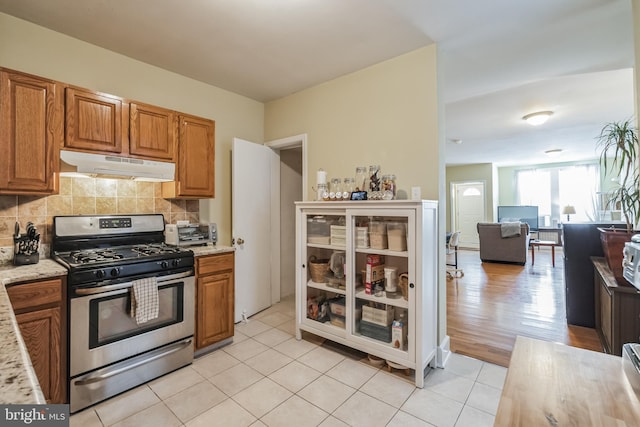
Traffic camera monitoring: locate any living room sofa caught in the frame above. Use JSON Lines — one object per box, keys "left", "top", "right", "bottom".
{"left": 477, "top": 222, "right": 530, "bottom": 265}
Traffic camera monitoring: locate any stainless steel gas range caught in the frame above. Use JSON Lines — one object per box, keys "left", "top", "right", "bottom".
{"left": 52, "top": 214, "right": 195, "bottom": 413}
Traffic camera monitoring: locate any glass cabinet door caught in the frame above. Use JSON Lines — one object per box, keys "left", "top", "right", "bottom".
{"left": 348, "top": 209, "right": 414, "bottom": 360}
{"left": 301, "top": 210, "right": 349, "bottom": 335}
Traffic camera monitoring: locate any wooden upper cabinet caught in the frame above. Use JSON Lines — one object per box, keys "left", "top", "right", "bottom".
{"left": 65, "top": 87, "right": 125, "bottom": 154}
{"left": 163, "top": 114, "right": 215, "bottom": 199}
{"left": 0, "top": 69, "right": 61, "bottom": 195}
{"left": 130, "top": 102, "right": 176, "bottom": 161}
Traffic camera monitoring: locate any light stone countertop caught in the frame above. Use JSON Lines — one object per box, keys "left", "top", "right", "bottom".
{"left": 189, "top": 244, "right": 235, "bottom": 257}
{"left": 0, "top": 259, "right": 68, "bottom": 404}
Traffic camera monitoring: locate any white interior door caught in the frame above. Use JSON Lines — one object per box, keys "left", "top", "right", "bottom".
{"left": 452, "top": 181, "right": 486, "bottom": 249}
{"left": 232, "top": 138, "right": 273, "bottom": 322}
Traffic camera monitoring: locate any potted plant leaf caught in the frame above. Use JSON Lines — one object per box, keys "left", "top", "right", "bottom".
{"left": 596, "top": 119, "right": 640, "bottom": 284}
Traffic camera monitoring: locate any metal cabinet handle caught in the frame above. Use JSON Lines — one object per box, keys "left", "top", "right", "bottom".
{"left": 236, "top": 238, "right": 245, "bottom": 245}
{"left": 73, "top": 338, "right": 193, "bottom": 385}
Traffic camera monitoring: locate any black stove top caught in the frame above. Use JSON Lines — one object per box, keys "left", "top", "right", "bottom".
{"left": 57, "top": 243, "right": 190, "bottom": 267}
{"left": 51, "top": 215, "right": 195, "bottom": 287}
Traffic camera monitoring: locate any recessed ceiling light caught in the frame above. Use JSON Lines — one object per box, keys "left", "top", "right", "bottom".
{"left": 544, "top": 149, "right": 563, "bottom": 156}
{"left": 523, "top": 110, "right": 553, "bottom": 126}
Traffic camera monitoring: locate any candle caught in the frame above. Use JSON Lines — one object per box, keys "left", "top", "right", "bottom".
{"left": 317, "top": 169, "right": 327, "bottom": 185}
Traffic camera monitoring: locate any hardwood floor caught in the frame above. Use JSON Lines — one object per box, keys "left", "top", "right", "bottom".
{"left": 447, "top": 247, "right": 603, "bottom": 367}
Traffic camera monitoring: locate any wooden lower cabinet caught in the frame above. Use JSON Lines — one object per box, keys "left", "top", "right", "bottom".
{"left": 593, "top": 257, "right": 640, "bottom": 355}
{"left": 6, "top": 277, "right": 67, "bottom": 404}
{"left": 195, "top": 252, "right": 234, "bottom": 350}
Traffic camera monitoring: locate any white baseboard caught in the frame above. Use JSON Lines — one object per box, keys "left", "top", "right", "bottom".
{"left": 436, "top": 335, "right": 451, "bottom": 368}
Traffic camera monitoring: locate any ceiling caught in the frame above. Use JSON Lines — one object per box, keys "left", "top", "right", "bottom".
{"left": 0, "top": 0, "right": 634, "bottom": 167}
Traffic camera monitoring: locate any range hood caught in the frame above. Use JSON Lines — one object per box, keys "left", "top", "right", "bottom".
{"left": 60, "top": 150, "right": 175, "bottom": 182}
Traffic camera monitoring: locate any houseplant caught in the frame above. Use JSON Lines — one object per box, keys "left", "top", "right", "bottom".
{"left": 596, "top": 119, "right": 640, "bottom": 284}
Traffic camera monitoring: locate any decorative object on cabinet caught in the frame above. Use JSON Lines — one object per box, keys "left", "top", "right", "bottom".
{"left": 295, "top": 200, "right": 438, "bottom": 388}
{"left": 6, "top": 277, "right": 67, "bottom": 403}
{"left": 596, "top": 120, "right": 640, "bottom": 284}
{"left": 0, "top": 68, "right": 61, "bottom": 195}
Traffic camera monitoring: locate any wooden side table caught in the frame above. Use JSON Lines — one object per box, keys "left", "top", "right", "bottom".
{"left": 530, "top": 240, "right": 559, "bottom": 267}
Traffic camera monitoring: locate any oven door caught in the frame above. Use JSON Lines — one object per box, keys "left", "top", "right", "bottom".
{"left": 69, "top": 270, "right": 195, "bottom": 377}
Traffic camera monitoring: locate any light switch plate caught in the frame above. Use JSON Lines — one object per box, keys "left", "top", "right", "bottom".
{"left": 411, "top": 187, "right": 421, "bottom": 200}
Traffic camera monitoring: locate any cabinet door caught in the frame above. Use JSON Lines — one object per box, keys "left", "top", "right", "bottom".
{"left": 163, "top": 114, "right": 215, "bottom": 198}
{"left": 196, "top": 271, "right": 234, "bottom": 349}
{"left": 0, "top": 70, "right": 61, "bottom": 194}
{"left": 299, "top": 211, "right": 348, "bottom": 337}
{"left": 65, "top": 87, "right": 124, "bottom": 154}
{"left": 130, "top": 102, "right": 176, "bottom": 161}
{"left": 349, "top": 209, "right": 413, "bottom": 361}
{"left": 599, "top": 281, "right": 613, "bottom": 353}
{"left": 15, "top": 307, "right": 63, "bottom": 403}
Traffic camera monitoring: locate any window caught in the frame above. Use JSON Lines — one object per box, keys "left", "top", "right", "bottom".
{"left": 516, "top": 164, "right": 599, "bottom": 225}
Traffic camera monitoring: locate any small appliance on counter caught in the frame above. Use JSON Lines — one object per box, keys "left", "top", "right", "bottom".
{"left": 13, "top": 221, "right": 40, "bottom": 266}
{"left": 623, "top": 234, "right": 640, "bottom": 290}
{"left": 622, "top": 343, "right": 640, "bottom": 395}
{"left": 165, "top": 221, "right": 217, "bottom": 247}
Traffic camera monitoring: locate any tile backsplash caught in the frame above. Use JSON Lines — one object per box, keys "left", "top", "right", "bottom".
{"left": 0, "top": 177, "right": 200, "bottom": 249}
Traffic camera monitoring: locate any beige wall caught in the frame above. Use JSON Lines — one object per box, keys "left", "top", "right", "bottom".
{"left": 0, "top": 12, "right": 264, "bottom": 245}
{"left": 264, "top": 45, "right": 448, "bottom": 351}
{"left": 264, "top": 46, "right": 440, "bottom": 202}
{"left": 445, "top": 164, "right": 495, "bottom": 229}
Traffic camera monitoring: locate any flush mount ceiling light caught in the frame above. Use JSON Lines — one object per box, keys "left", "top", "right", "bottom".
{"left": 523, "top": 110, "right": 553, "bottom": 126}
{"left": 544, "top": 148, "right": 563, "bottom": 157}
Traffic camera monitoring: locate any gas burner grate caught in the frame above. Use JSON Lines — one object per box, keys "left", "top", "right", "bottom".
{"left": 132, "top": 243, "right": 184, "bottom": 256}
{"left": 70, "top": 249, "right": 124, "bottom": 264}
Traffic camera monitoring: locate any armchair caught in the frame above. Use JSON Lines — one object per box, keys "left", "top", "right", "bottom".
{"left": 477, "top": 222, "right": 530, "bottom": 265}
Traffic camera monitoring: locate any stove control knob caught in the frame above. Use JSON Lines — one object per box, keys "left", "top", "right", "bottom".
{"left": 172, "top": 258, "right": 180, "bottom": 267}
{"left": 110, "top": 268, "right": 120, "bottom": 277}
{"left": 95, "top": 270, "right": 105, "bottom": 279}
{"left": 161, "top": 261, "right": 169, "bottom": 269}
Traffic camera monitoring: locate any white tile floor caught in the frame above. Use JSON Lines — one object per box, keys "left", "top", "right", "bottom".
{"left": 70, "top": 296, "right": 506, "bottom": 427}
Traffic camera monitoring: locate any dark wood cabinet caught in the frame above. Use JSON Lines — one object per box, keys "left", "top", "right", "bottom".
{"left": 163, "top": 114, "right": 215, "bottom": 199}
{"left": 65, "top": 87, "right": 125, "bottom": 154}
{"left": 195, "top": 252, "right": 234, "bottom": 350}
{"left": 129, "top": 102, "right": 176, "bottom": 161}
{"left": 593, "top": 257, "right": 640, "bottom": 355}
{"left": 0, "top": 69, "right": 61, "bottom": 195}
{"left": 7, "top": 277, "right": 67, "bottom": 404}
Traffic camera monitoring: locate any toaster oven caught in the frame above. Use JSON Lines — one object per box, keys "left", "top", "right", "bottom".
{"left": 622, "top": 236, "right": 640, "bottom": 291}
{"left": 165, "top": 223, "right": 217, "bottom": 247}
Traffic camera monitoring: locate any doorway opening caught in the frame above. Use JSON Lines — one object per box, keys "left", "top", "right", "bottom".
{"left": 265, "top": 135, "right": 307, "bottom": 304}
{"left": 450, "top": 181, "right": 486, "bottom": 249}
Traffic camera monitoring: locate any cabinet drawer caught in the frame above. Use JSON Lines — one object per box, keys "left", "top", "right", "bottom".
{"left": 7, "top": 279, "right": 62, "bottom": 311}
{"left": 197, "top": 253, "right": 234, "bottom": 275}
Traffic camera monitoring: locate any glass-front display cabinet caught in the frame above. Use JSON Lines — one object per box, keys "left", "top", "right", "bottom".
{"left": 295, "top": 200, "right": 437, "bottom": 387}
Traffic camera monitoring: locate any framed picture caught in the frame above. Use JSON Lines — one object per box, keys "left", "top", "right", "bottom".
{"left": 350, "top": 191, "right": 367, "bottom": 201}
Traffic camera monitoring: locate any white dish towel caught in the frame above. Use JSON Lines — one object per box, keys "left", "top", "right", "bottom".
{"left": 130, "top": 277, "right": 159, "bottom": 324}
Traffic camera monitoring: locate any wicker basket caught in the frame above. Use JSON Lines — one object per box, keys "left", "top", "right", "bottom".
{"left": 309, "top": 256, "right": 329, "bottom": 283}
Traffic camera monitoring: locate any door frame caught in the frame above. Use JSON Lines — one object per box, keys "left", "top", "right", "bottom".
{"left": 450, "top": 180, "right": 487, "bottom": 249}
{"left": 265, "top": 134, "right": 307, "bottom": 305}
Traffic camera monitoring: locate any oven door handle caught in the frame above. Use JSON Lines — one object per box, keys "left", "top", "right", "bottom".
{"left": 73, "top": 338, "right": 193, "bottom": 386}
{"left": 74, "top": 270, "right": 194, "bottom": 295}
